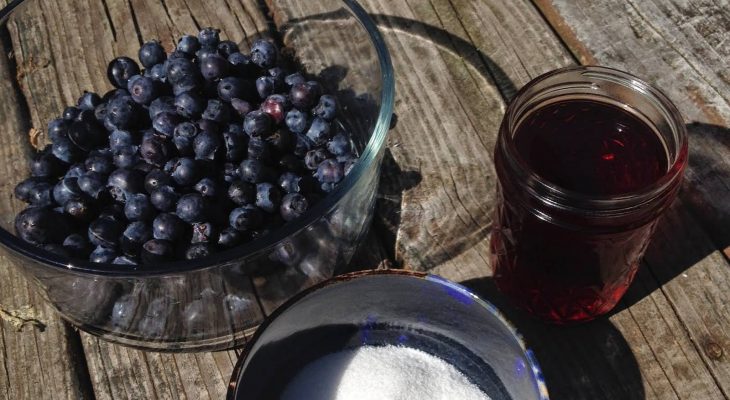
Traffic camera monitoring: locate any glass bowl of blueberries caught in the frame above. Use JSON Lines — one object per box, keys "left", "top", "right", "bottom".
{"left": 0, "top": 0, "right": 394, "bottom": 351}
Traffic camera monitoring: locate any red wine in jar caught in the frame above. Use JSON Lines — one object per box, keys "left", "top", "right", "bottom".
{"left": 491, "top": 99, "right": 670, "bottom": 322}
{"left": 514, "top": 99, "right": 668, "bottom": 195}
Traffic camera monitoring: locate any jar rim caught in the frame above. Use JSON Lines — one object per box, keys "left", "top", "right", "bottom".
{"left": 499, "top": 65, "right": 688, "bottom": 215}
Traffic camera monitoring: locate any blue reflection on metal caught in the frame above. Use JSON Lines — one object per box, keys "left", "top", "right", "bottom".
{"left": 515, "top": 357, "right": 527, "bottom": 378}
{"left": 426, "top": 274, "right": 475, "bottom": 305}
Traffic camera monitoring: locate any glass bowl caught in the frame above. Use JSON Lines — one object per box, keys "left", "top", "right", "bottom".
{"left": 0, "top": 0, "right": 394, "bottom": 351}
{"left": 227, "top": 270, "right": 549, "bottom": 400}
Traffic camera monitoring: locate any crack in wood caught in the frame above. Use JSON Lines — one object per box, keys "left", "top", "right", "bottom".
{"left": 100, "top": 0, "right": 117, "bottom": 41}
{"left": 126, "top": 0, "right": 143, "bottom": 46}
{"left": 0, "top": 304, "right": 44, "bottom": 332}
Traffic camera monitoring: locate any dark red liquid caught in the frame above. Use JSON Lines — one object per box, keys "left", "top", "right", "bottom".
{"left": 492, "top": 99, "right": 670, "bottom": 322}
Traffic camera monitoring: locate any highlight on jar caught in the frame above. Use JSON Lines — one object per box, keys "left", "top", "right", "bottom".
{"left": 490, "top": 66, "right": 687, "bottom": 323}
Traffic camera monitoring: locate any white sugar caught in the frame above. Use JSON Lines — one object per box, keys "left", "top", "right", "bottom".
{"left": 281, "top": 345, "right": 492, "bottom": 400}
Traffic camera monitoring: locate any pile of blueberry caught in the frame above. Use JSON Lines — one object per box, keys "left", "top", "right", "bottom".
{"left": 13, "top": 28, "right": 357, "bottom": 266}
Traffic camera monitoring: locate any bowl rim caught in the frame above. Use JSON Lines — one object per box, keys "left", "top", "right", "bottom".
{"left": 0, "top": 0, "right": 395, "bottom": 276}
{"left": 225, "top": 269, "right": 549, "bottom": 400}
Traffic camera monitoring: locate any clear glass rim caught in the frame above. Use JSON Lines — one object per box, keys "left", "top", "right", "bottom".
{"left": 226, "top": 269, "right": 549, "bottom": 400}
{"left": 0, "top": 0, "right": 395, "bottom": 276}
{"left": 500, "top": 65, "right": 688, "bottom": 214}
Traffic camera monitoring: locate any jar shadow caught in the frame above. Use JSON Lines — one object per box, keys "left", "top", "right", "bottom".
{"left": 461, "top": 277, "right": 646, "bottom": 400}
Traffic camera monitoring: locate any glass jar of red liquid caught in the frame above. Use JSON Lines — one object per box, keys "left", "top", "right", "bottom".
{"left": 491, "top": 66, "right": 688, "bottom": 323}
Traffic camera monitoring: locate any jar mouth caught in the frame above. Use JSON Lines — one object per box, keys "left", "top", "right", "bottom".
{"left": 500, "top": 66, "right": 688, "bottom": 215}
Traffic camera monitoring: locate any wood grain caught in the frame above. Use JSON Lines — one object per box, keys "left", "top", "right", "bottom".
{"left": 4, "top": 0, "right": 270, "bottom": 398}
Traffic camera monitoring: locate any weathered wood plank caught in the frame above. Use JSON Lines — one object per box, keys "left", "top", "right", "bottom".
{"left": 5, "top": 0, "right": 270, "bottom": 398}
{"left": 0, "top": 1, "right": 95, "bottom": 397}
{"left": 343, "top": 0, "right": 730, "bottom": 399}
{"left": 533, "top": 0, "right": 730, "bottom": 396}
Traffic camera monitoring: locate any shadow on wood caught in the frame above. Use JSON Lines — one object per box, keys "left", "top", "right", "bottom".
{"left": 461, "top": 277, "right": 646, "bottom": 400}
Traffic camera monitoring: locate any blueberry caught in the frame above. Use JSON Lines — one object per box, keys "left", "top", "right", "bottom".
{"left": 165, "top": 58, "right": 200, "bottom": 89}
{"left": 191, "top": 222, "right": 216, "bottom": 243}
{"left": 198, "top": 27, "right": 220, "bottom": 48}
{"left": 175, "top": 92, "right": 205, "bottom": 119}
{"left": 176, "top": 193, "right": 206, "bottom": 223}
{"left": 247, "top": 137, "right": 271, "bottom": 161}
{"left": 141, "top": 239, "right": 174, "bottom": 263}
{"left": 52, "top": 137, "right": 82, "bottom": 164}
{"left": 266, "top": 128, "right": 294, "bottom": 153}
{"left": 102, "top": 88, "right": 131, "bottom": 103}
{"left": 230, "top": 98, "right": 252, "bottom": 117}
{"left": 260, "top": 97, "right": 286, "bottom": 125}
{"left": 200, "top": 54, "right": 229, "bottom": 81}
{"left": 98, "top": 203, "right": 125, "bottom": 222}
{"left": 227, "top": 180, "right": 255, "bottom": 205}
{"left": 109, "top": 130, "right": 134, "bottom": 151}
{"left": 65, "top": 163, "right": 88, "bottom": 179}
{"left": 27, "top": 181, "right": 53, "bottom": 207}
{"left": 284, "top": 72, "right": 306, "bottom": 87}
{"left": 127, "top": 75, "right": 159, "bottom": 105}
{"left": 147, "top": 63, "right": 167, "bottom": 82}
{"left": 63, "top": 106, "right": 81, "bottom": 121}
{"left": 152, "top": 213, "right": 185, "bottom": 241}
{"left": 217, "top": 40, "right": 239, "bottom": 57}
{"left": 85, "top": 154, "right": 113, "bottom": 175}
{"left": 196, "top": 119, "right": 220, "bottom": 134}
{"left": 144, "top": 169, "right": 172, "bottom": 193}
{"left": 194, "top": 178, "right": 217, "bottom": 197}
{"left": 15, "top": 207, "right": 56, "bottom": 245}
{"left": 124, "top": 193, "right": 154, "bottom": 221}
{"left": 255, "top": 183, "right": 281, "bottom": 213}
{"left": 107, "top": 57, "right": 141, "bottom": 89}
{"left": 285, "top": 109, "right": 308, "bottom": 134}
{"left": 112, "top": 145, "right": 139, "bottom": 169}
{"left": 113, "top": 256, "right": 138, "bottom": 265}
{"left": 223, "top": 162, "right": 240, "bottom": 183}
{"left": 217, "top": 227, "right": 242, "bottom": 248}
{"left": 30, "top": 152, "right": 64, "bottom": 178}
{"left": 138, "top": 40, "right": 167, "bottom": 68}
{"left": 228, "top": 52, "right": 256, "bottom": 76}
{"left": 107, "top": 95, "right": 142, "bottom": 129}
{"left": 290, "top": 82, "right": 317, "bottom": 110}
{"left": 78, "top": 171, "right": 107, "bottom": 199}
{"left": 239, "top": 159, "right": 274, "bottom": 183}
{"left": 88, "top": 217, "right": 123, "bottom": 248}
{"left": 153, "top": 112, "right": 181, "bottom": 137}
{"left": 121, "top": 221, "right": 152, "bottom": 256}
{"left": 64, "top": 197, "right": 95, "bottom": 221}
{"left": 52, "top": 178, "right": 83, "bottom": 206}
{"left": 243, "top": 110, "right": 272, "bottom": 137}
{"left": 168, "top": 157, "right": 198, "bottom": 187}
{"left": 140, "top": 134, "right": 173, "bottom": 167}
{"left": 149, "top": 96, "right": 176, "bottom": 119}
{"left": 316, "top": 158, "right": 344, "bottom": 184}
{"left": 304, "top": 148, "right": 329, "bottom": 170}
{"left": 280, "top": 193, "right": 308, "bottom": 221}
{"left": 63, "top": 233, "right": 91, "bottom": 256}
{"left": 202, "top": 99, "right": 230, "bottom": 123}
{"left": 68, "top": 118, "right": 106, "bottom": 152}
{"left": 48, "top": 118, "right": 68, "bottom": 142}
{"left": 250, "top": 39, "right": 277, "bottom": 69}
{"left": 256, "top": 76, "right": 275, "bottom": 99}
{"left": 14, "top": 177, "right": 46, "bottom": 203}
{"left": 223, "top": 126, "right": 248, "bottom": 162}
{"left": 150, "top": 186, "right": 179, "bottom": 212}
{"left": 327, "top": 133, "right": 352, "bottom": 156}
{"left": 314, "top": 95, "right": 337, "bottom": 120}
{"left": 177, "top": 35, "right": 201, "bottom": 55}
{"left": 278, "top": 172, "right": 310, "bottom": 194}
{"left": 77, "top": 91, "right": 102, "bottom": 111}
{"left": 306, "top": 117, "right": 332, "bottom": 145}
{"left": 107, "top": 168, "right": 144, "bottom": 202}
{"left": 193, "top": 130, "right": 221, "bottom": 161}
{"left": 185, "top": 243, "right": 212, "bottom": 260}
{"left": 90, "top": 246, "right": 118, "bottom": 263}
{"left": 229, "top": 205, "right": 263, "bottom": 231}
{"left": 218, "top": 77, "right": 251, "bottom": 102}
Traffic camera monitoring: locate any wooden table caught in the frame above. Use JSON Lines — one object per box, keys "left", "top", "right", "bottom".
{"left": 0, "top": 0, "right": 728, "bottom": 399}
